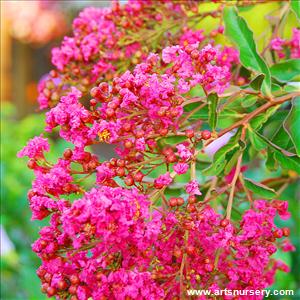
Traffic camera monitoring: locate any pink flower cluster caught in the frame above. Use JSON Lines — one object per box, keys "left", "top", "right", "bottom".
{"left": 17, "top": 134, "right": 49, "bottom": 159}
{"left": 37, "top": 0, "right": 203, "bottom": 110}
{"left": 33, "top": 186, "right": 162, "bottom": 299}
{"left": 152, "top": 200, "right": 293, "bottom": 299}
{"left": 28, "top": 174, "right": 293, "bottom": 300}
{"left": 270, "top": 28, "right": 300, "bottom": 59}
{"left": 17, "top": 1, "right": 296, "bottom": 299}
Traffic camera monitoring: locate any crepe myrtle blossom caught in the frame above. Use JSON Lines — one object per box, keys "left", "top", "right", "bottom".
{"left": 17, "top": 134, "right": 50, "bottom": 159}
{"left": 18, "top": 1, "right": 297, "bottom": 299}
{"left": 185, "top": 180, "right": 202, "bottom": 195}
{"left": 271, "top": 28, "right": 300, "bottom": 59}
{"left": 37, "top": 0, "right": 207, "bottom": 110}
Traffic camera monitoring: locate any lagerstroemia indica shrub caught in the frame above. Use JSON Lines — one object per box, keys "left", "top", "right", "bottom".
{"left": 18, "top": 1, "right": 300, "bottom": 299}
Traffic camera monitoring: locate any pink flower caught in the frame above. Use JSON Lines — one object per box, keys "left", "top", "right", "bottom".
{"left": 162, "top": 45, "right": 180, "bottom": 63}
{"left": 96, "top": 163, "right": 115, "bottom": 183}
{"left": 17, "top": 134, "right": 49, "bottom": 159}
{"left": 271, "top": 200, "right": 291, "bottom": 220}
{"left": 33, "top": 159, "right": 75, "bottom": 196}
{"left": 185, "top": 180, "right": 201, "bottom": 195}
{"left": 176, "top": 144, "right": 192, "bottom": 160}
{"left": 270, "top": 37, "right": 285, "bottom": 51}
{"left": 282, "top": 240, "right": 296, "bottom": 252}
{"left": 154, "top": 172, "right": 173, "bottom": 188}
{"left": 173, "top": 163, "right": 189, "bottom": 175}
{"left": 179, "top": 29, "right": 205, "bottom": 46}
{"left": 290, "top": 28, "right": 300, "bottom": 58}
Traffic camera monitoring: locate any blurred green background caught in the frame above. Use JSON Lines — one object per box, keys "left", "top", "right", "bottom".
{"left": 0, "top": 1, "right": 299, "bottom": 299}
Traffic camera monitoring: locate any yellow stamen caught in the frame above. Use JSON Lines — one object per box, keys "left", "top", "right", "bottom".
{"left": 98, "top": 129, "right": 111, "bottom": 142}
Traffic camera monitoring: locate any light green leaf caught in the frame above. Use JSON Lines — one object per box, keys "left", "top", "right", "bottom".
{"left": 202, "top": 159, "right": 226, "bottom": 176}
{"left": 291, "top": 0, "right": 300, "bottom": 19}
{"left": 248, "top": 129, "right": 266, "bottom": 151}
{"left": 241, "top": 95, "right": 258, "bottom": 108}
{"left": 283, "top": 82, "right": 300, "bottom": 92}
{"left": 270, "top": 59, "right": 300, "bottom": 82}
{"left": 224, "top": 7, "right": 271, "bottom": 95}
{"left": 208, "top": 93, "right": 219, "bottom": 131}
{"left": 250, "top": 105, "right": 279, "bottom": 130}
{"left": 284, "top": 97, "right": 300, "bottom": 156}
{"left": 244, "top": 178, "right": 277, "bottom": 199}
{"left": 274, "top": 151, "right": 300, "bottom": 174}
{"left": 271, "top": 126, "right": 293, "bottom": 150}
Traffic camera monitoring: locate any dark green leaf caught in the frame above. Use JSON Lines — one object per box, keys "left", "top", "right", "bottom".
{"left": 266, "top": 149, "right": 278, "bottom": 171}
{"left": 244, "top": 178, "right": 277, "bottom": 199}
{"left": 253, "top": 130, "right": 300, "bottom": 174}
{"left": 208, "top": 93, "right": 219, "bottom": 131}
{"left": 224, "top": 7, "right": 271, "bottom": 95}
{"left": 284, "top": 97, "right": 300, "bottom": 156}
{"left": 271, "top": 126, "right": 293, "bottom": 150}
{"left": 291, "top": 0, "right": 300, "bottom": 19}
{"left": 250, "top": 74, "right": 265, "bottom": 90}
{"left": 270, "top": 59, "right": 300, "bottom": 82}
{"left": 224, "top": 149, "right": 242, "bottom": 174}
{"left": 187, "top": 105, "right": 208, "bottom": 120}
{"left": 254, "top": 130, "right": 297, "bottom": 157}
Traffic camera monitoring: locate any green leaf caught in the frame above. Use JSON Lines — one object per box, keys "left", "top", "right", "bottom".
{"left": 224, "top": 7, "right": 271, "bottom": 96}
{"left": 270, "top": 59, "right": 300, "bottom": 82}
{"left": 253, "top": 130, "right": 300, "bottom": 174}
{"left": 284, "top": 97, "right": 300, "bottom": 156}
{"left": 244, "top": 178, "right": 277, "bottom": 199}
{"left": 241, "top": 95, "right": 258, "bottom": 108}
{"left": 224, "top": 149, "right": 242, "bottom": 174}
{"left": 202, "top": 129, "right": 242, "bottom": 176}
{"left": 214, "top": 129, "right": 242, "bottom": 162}
{"left": 271, "top": 126, "right": 293, "bottom": 150}
{"left": 254, "top": 130, "right": 297, "bottom": 157}
{"left": 238, "top": 5, "right": 254, "bottom": 12}
{"left": 202, "top": 159, "right": 226, "bottom": 176}
{"left": 266, "top": 149, "right": 278, "bottom": 171}
{"left": 291, "top": 0, "right": 300, "bottom": 19}
{"left": 250, "top": 74, "right": 265, "bottom": 90}
{"left": 248, "top": 129, "right": 266, "bottom": 151}
{"left": 283, "top": 82, "right": 300, "bottom": 92}
{"left": 250, "top": 105, "right": 279, "bottom": 130}
{"left": 208, "top": 93, "right": 219, "bottom": 131}
{"left": 274, "top": 151, "right": 300, "bottom": 174}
